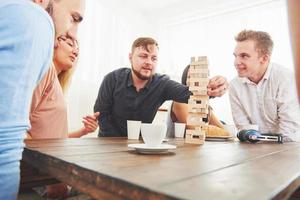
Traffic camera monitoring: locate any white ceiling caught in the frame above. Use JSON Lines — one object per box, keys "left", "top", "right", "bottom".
{"left": 117, "top": 0, "right": 279, "bottom": 25}
{"left": 96, "top": 0, "right": 279, "bottom": 26}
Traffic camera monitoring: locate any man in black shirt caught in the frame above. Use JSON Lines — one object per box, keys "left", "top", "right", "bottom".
{"left": 94, "top": 37, "right": 228, "bottom": 137}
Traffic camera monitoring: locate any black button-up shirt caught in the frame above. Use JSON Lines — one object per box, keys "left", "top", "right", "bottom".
{"left": 94, "top": 68, "right": 191, "bottom": 137}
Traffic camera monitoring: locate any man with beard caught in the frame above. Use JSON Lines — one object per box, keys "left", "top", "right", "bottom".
{"left": 94, "top": 37, "right": 228, "bottom": 137}
{"left": 0, "top": 0, "right": 54, "bottom": 199}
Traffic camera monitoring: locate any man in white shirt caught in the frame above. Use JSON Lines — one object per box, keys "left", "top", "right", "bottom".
{"left": 229, "top": 30, "right": 300, "bottom": 142}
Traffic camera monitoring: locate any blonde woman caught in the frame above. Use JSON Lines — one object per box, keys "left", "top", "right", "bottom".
{"left": 28, "top": 34, "right": 99, "bottom": 140}
{"left": 26, "top": 35, "right": 99, "bottom": 198}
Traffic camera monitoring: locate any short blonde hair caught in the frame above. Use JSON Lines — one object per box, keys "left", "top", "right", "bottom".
{"left": 235, "top": 30, "right": 273, "bottom": 56}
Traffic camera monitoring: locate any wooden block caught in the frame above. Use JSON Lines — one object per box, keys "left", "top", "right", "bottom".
{"left": 193, "top": 64, "right": 209, "bottom": 69}
{"left": 188, "top": 112, "right": 208, "bottom": 119}
{"left": 186, "top": 123, "right": 208, "bottom": 130}
{"left": 185, "top": 132, "right": 205, "bottom": 144}
{"left": 186, "top": 129, "right": 205, "bottom": 136}
{"left": 188, "top": 107, "right": 209, "bottom": 114}
{"left": 197, "top": 56, "right": 208, "bottom": 61}
{"left": 189, "top": 77, "right": 209, "bottom": 82}
{"left": 187, "top": 78, "right": 209, "bottom": 85}
{"left": 188, "top": 69, "right": 209, "bottom": 74}
{"left": 188, "top": 99, "right": 208, "bottom": 107}
{"left": 192, "top": 90, "right": 208, "bottom": 95}
{"left": 189, "top": 86, "right": 207, "bottom": 92}
{"left": 190, "top": 95, "right": 209, "bottom": 101}
{"left": 190, "top": 64, "right": 208, "bottom": 69}
{"left": 187, "top": 114, "right": 208, "bottom": 125}
{"left": 190, "top": 56, "right": 208, "bottom": 66}
{"left": 190, "top": 56, "right": 209, "bottom": 68}
{"left": 191, "top": 90, "right": 207, "bottom": 95}
{"left": 188, "top": 104, "right": 207, "bottom": 110}
{"left": 189, "top": 73, "right": 209, "bottom": 79}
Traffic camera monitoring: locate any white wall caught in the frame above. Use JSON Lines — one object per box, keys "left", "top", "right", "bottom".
{"left": 67, "top": 0, "right": 293, "bottom": 133}
{"left": 156, "top": 0, "right": 292, "bottom": 124}
{"left": 67, "top": 0, "right": 155, "bottom": 132}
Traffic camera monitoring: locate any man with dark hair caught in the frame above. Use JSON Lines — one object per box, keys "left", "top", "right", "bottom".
{"left": 229, "top": 30, "right": 300, "bottom": 141}
{"left": 94, "top": 37, "right": 228, "bottom": 137}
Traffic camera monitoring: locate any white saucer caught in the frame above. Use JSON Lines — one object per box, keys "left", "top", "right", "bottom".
{"left": 128, "top": 143, "right": 176, "bottom": 154}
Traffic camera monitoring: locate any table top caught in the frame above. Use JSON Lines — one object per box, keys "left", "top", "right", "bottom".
{"left": 23, "top": 138, "right": 300, "bottom": 200}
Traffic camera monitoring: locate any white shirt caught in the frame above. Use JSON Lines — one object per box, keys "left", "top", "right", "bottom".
{"left": 229, "top": 63, "right": 300, "bottom": 141}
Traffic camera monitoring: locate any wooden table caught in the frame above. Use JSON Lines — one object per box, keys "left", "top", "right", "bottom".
{"left": 22, "top": 138, "right": 300, "bottom": 200}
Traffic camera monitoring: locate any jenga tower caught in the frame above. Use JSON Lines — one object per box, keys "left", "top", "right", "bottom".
{"left": 185, "top": 56, "right": 209, "bottom": 144}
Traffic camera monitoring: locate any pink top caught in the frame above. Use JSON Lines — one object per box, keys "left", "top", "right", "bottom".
{"left": 28, "top": 64, "right": 68, "bottom": 139}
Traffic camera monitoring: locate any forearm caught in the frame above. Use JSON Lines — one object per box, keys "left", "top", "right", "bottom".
{"left": 68, "top": 128, "right": 87, "bottom": 138}
{"left": 209, "top": 112, "right": 224, "bottom": 129}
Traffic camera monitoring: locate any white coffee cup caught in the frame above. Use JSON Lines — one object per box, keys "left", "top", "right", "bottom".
{"left": 141, "top": 123, "right": 167, "bottom": 147}
{"left": 174, "top": 122, "right": 186, "bottom": 138}
{"left": 223, "top": 124, "right": 236, "bottom": 137}
{"left": 127, "top": 120, "right": 141, "bottom": 140}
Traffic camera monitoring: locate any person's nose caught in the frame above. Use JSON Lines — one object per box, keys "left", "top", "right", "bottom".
{"left": 145, "top": 56, "right": 153, "bottom": 65}
{"left": 234, "top": 57, "right": 241, "bottom": 67}
{"left": 72, "top": 47, "right": 79, "bottom": 58}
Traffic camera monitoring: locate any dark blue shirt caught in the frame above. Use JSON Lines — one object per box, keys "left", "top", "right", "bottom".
{"left": 94, "top": 68, "right": 191, "bottom": 137}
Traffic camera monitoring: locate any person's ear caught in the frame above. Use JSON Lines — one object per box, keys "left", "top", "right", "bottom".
{"left": 32, "top": 0, "right": 50, "bottom": 9}
{"left": 129, "top": 53, "right": 133, "bottom": 62}
{"left": 261, "top": 54, "right": 270, "bottom": 64}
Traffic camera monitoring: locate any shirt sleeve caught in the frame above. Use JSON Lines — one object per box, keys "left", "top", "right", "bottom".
{"left": 94, "top": 73, "right": 120, "bottom": 136}
{"left": 229, "top": 82, "right": 251, "bottom": 131}
{"left": 276, "top": 73, "right": 300, "bottom": 141}
{"left": 162, "top": 78, "right": 191, "bottom": 103}
{"left": 0, "top": 2, "right": 54, "bottom": 129}
{"left": 0, "top": 1, "right": 54, "bottom": 162}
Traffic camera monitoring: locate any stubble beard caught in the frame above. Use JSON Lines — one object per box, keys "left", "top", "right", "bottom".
{"left": 132, "top": 67, "right": 152, "bottom": 81}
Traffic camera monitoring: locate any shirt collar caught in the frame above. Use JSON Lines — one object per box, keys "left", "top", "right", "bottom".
{"left": 126, "top": 71, "right": 134, "bottom": 87}
{"left": 126, "top": 69, "right": 154, "bottom": 90}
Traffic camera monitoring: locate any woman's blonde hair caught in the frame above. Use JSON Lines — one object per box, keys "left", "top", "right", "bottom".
{"left": 58, "top": 65, "right": 76, "bottom": 94}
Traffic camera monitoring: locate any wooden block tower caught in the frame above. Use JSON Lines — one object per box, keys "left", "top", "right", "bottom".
{"left": 185, "top": 56, "right": 209, "bottom": 144}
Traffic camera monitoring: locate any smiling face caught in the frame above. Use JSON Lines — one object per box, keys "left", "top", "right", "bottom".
{"left": 53, "top": 35, "right": 79, "bottom": 72}
{"left": 233, "top": 40, "right": 269, "bottom": 82}
{"left": 129, "top": 45, "right": 158, "bottom": 80}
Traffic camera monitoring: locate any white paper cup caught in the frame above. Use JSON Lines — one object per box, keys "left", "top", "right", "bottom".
{"left": 127, "top": 120, "right": 141, "bottom": 139}
{"left": 174, "top": 123, "right": 186, "bottom": 138}
{"left": 141, "top": 123, "right": 167, "bottom": 147}
{"left": 223, "top": 124, "right": 236, "bottom": 137}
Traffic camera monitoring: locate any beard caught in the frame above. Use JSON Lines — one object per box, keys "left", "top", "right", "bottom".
{"left": 132, "top": 67, "right": 152, "bottom": 80}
